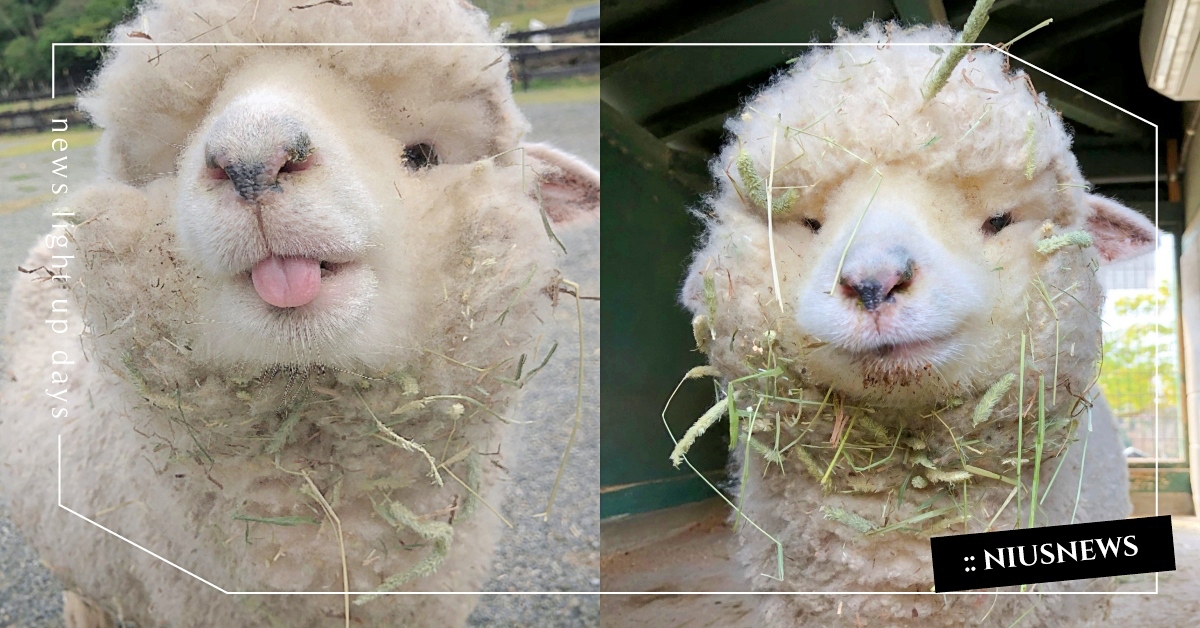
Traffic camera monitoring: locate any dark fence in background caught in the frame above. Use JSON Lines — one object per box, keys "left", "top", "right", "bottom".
{"left": 506, "top": 18, "right": 600, "bottom": 90}
{"left": 0, "top": 19, "right": 604, "bottom": 134}
{"left": 0, "top": 91, "right": 85, "bottom": 135}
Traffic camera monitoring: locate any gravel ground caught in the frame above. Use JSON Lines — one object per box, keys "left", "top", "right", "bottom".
{"left": 0, "top": 127, "right": 97, "bottom": 628}
{"left": 0, "top": 97, "right": 599, "bottom": 627}
{"left": 468, "top": 99, "right": 601, "bottom": 627}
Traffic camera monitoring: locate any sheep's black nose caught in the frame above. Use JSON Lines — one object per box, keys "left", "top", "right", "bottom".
{"left": 219, "top": 160, "right": 275, "bottom": 202}
{"left": 848, "top": 278, "right": 887, "bottom": 311}
{"left": 840, "top": 258, "right": 916, "bottom": 312}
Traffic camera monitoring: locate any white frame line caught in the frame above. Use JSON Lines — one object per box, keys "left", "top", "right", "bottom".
{"left": 47, "top": 38, "right": 1165, "bottom": 597}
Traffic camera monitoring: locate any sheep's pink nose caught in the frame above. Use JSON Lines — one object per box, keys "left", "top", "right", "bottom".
{"left": 203, "top": 105, "right": 313, "bottom": 202}
{"left": 840, "top": 259, "right": 916, "bottom": 312}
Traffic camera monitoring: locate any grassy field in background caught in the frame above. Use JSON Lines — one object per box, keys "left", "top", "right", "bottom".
{"left": 0, "top": 77, "right": 593, "bottom": 154}
{"left": 482, "top": 0, "right": 594, "bottom": 29}
{"left": 0, "top": 96, "right": 74, "bottom": 115}
{"left": 513, "top": 75, "right": 598, "bottom": 105}
{"left": 0, "top": 73, "right": 593, "bottom": 161}
{"left": 0, "top": 127, "right": 99, "bottom": 159}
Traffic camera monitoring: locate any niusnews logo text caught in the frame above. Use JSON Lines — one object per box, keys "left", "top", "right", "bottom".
{"left": 983, "top": 536, "right": 1138, "bottom": 569}
{"left": 930, "top": 516, "right": 1174, "bottom": 591}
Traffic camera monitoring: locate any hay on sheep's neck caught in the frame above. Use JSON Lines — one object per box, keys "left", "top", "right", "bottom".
{"left": 670, "top": 330, "right": 1086, "bottom": 538}
{"left": 671, "top": 223, "right": 1101, "bottom": 541}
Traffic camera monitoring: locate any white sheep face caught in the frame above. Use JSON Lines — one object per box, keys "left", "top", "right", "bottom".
{"left": 684, "top": 29, "right": 1158, "bottom": 410}
{"left": 794, "top": 163, "right": 999, "bottom": 398}
{"left": 174, "top": 55, "right": 508, "bottom": 368}
{"left": 786, "top": 160, "right": 1101, "bottom": 403}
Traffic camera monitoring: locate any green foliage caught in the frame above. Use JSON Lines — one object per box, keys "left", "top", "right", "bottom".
{"left": 471, "top": 0, "right": 591, "bottom": 29}
{"left": 1098, "top": 281, "right": 1179, "bottom": 415}
{"left": 0, "top": 0, "right": 134, "bottom": 92}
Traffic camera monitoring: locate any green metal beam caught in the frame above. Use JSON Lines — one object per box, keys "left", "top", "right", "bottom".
{"left": 892, "top": 0, "right": 948, "bottom": 25}
{"left": 600, "top": 103, "right": 725, "bottom": 517}
{"left": 1029, "top": 72, "right": 1150, "bottom": 139}
{"left": 599, "top": 99, "right": 711, "bottom": 192}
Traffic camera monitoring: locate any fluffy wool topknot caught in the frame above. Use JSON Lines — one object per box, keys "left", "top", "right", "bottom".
{"left": 82, "top": 0, "right": 526, "bottom": 183}
{"left": 719, "top": 22, "right": 1084, "bottom": 207}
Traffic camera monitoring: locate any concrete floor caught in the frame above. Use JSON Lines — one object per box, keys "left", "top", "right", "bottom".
{"left": 600, "top": 499, "right": 1200, "bottom": 627}
{"left": 0, "top": 96, "right": 599, "bottom": 627}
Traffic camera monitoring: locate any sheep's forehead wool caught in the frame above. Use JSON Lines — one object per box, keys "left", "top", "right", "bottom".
{"left": 690, "top": 22, "right": 1107, "bottom": 406}
{"left": 82, "top": 0, "right": 527, "bottom": 183}
{"left": 721, "top": 23, "right": 1083, "bottom": 210}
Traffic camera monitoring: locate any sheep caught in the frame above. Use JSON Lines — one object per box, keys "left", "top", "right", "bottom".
{"left": 677, "top": 22, "right": 1157, "bottom": 626}
{"left": 0, "top": 1, "right": 599, "bottom": 626}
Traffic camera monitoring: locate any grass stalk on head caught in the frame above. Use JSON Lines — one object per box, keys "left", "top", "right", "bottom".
{"left": 963, "top": 465, "right": 1018, "bottom": 487}
{"left": 867, "top": 505, "right": 957, "bottom": 536}
{"left": 494, "top": 266, "right": 537, "bottom": 325}
{"left": 777, "top": 387, "right": 836, "bottom": 455}
{"left": 956, "top": 104, "right": 994, "bottom": 144}
{"left": 728, "top": 382, "right": 741, "bottom": 451}
{"left": 362, "top": 389, "right": 442, "bottom": 487}
{"left": 1000, "top": 19, "right": 1054, "bottom": 52}
{"left": 922, "top": 0, "right": 996, "bottom": 100}
{"left": 232, "top": 514, "right": 319, "bottom": 526}
{"left": 843, "top": 430, "right": 902, "bottom": 472}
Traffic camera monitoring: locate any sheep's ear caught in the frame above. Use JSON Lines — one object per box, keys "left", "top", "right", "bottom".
{"left": 1082, "top": 194, "right": 1157, "bottom": 264}
{"left": 524, "top": 143, "right": 599, "bottom": 225}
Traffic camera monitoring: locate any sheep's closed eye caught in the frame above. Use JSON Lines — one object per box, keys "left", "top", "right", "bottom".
{"left": 403, "top": 143, "right": 439, "bottom": 169}
{"left": 983, "top": 212, "right": 1013, "bottom": 235}
{"left": 802, "top": 218, "right": 822, "bottom": 233}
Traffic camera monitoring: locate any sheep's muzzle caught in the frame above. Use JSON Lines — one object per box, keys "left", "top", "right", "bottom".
{"left": 839, "top": 257, "right": 916, "bottom": 312}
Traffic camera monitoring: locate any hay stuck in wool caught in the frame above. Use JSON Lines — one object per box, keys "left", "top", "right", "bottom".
{"left": 0, "top": 1, "right": 599, "bottom": 627}
{"left": 671, "top": 18, "right": 1157, "bottom": 627}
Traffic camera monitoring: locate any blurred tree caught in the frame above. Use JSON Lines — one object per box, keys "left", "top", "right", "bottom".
{"left": 0, "top": 0, "right": 133, "bottom": 93}
{"left": 1098, "top": 281, "right": 1178, "bottom": 415}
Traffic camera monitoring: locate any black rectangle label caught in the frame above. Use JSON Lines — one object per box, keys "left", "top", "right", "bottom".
{"left": 930, "top": 516, "right": 1175, "bottom": 592}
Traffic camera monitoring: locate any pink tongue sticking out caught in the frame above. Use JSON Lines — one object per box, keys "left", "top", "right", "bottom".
{"left": 251, "top": 256, "right": 322, "bottom": 308}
